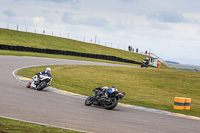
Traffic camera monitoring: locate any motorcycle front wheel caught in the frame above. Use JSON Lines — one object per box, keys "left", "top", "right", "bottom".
{"left": 85, "top": 96, "right": 93, "bottom": 106}
{"left": 105, "top": 98, "right": 118, "bottom": 110}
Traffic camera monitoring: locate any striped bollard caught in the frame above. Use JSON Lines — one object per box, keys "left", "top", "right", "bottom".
{"left": 184, "top": 98, "right": 191, "bottom": 110}
{"left": 174, "top": 97, "right": 185, "bottom": 109}
{"left": 174, "top": 97, "right": 191, "bottom": 110}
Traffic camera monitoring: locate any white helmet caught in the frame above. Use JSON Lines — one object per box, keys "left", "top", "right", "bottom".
{"left": 46, "top": 67, "right": 51, "bottom": 72}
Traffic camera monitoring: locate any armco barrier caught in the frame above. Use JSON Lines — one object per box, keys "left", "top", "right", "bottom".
{"left": 0, "top": 44, "right": 142, "bottom": 65}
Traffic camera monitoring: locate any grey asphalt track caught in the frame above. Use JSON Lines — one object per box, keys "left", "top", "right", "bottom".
{"left": 0, "top": 55, "right": 199, "bottom": 133}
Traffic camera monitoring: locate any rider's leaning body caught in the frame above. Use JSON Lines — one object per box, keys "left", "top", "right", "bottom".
{"left": 37, "top": 67, "right": 52, "bottom": 77}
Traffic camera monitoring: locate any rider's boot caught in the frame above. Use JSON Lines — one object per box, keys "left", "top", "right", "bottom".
{"left": 102, "top": 91, "right": 108, "bottom": 98}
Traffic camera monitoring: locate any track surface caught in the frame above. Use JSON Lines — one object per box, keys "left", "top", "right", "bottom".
{"left": 0, "top": 55, "right": 199, "bottom": 133}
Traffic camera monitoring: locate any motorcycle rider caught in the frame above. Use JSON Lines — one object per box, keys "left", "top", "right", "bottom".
{"left": 101, "top": 86, "right": 117, "bottom": 98}
{"left": 36, "top": 67, "right": 52, "bottom": 81}
{"left": 141, "top": 57, "right": 149, "bottom": 67}
{"left": 27, "top": 67, "right": 52, "bottom": 88}
{"left": 144, "top": 57, "right": 149, "bottom": 65}
{"left": 101, "top": 86, "right": 109, "bottom": 98}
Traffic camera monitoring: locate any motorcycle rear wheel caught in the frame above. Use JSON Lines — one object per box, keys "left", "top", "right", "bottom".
{"left": 85, "top": 96, "right": 93, "bottom": 106}
{"left": 105, "top": 98, "right": 118, "bottom": 110}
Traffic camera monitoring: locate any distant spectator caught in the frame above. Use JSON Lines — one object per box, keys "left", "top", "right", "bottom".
{"left": 158, "top": 61, "right": 161, "bottom": 68}
{"left": 136, "top": 48, "right": 138, "bottom": 53}
{"left": 128, "top": 45, "right": 131, "bottom": 51}
{"left": 145, "top": 51, "right": 147, "bottom": 55}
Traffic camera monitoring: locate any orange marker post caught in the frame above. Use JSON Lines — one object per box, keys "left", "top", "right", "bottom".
{"left": 158, "top": 61, "right": 161, "bottom": 68}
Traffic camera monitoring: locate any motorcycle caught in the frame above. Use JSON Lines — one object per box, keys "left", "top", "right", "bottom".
{"left": 141, "top": 60, "right": 149, "bottom": 68}
{"left": 85, "top": 87, "right": 125, "bottom": 110}
{"left": 26, "top": 74, "right": 52, "bottom": 90}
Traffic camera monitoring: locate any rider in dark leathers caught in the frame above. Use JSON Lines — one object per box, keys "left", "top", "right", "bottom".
{"left": 144, "top": 57, "right": 149, "bottom": 65}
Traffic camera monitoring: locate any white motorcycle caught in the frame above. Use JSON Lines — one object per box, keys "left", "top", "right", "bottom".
{"left": 26, "top": 74, "right": 52, "bottom": 90}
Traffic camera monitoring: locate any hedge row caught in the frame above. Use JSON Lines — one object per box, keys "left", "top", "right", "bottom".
{"left": 0, "top": 44, "right": 141, "bottom": 65}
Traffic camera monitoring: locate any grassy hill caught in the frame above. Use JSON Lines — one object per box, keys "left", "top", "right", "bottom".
{"left": 0, "top": 28, "right": 158, "bottom": 66}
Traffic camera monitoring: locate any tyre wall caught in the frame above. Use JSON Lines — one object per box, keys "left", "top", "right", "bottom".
{"left": 0, "top": 44, "right": 141, "bottom": 65}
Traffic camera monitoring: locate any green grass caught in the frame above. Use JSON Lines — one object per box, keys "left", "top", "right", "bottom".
{"left": 17, "top": 65, "right": 200, "bottom": 117}
{"left": 0, "top": 117, "right": 80, "bottom": 133}
{"left": 0, "top": 28, "right": 153, "bottom": 64}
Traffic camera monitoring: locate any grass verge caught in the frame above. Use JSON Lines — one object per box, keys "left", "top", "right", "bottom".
{"left": 0, "top": 117, "right": 80, "bottom": 133}
{"left": 17, "top": 65, "right": 200, "bottom": 117}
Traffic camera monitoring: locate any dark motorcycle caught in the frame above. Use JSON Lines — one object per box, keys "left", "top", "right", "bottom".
{"left": 85, "top": 87, "right": 125, "bottom": 110}
{"left": 141, "top": 60, "right": 149, "bottom": 68}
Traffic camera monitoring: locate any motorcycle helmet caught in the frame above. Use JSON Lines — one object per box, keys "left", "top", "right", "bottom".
{"left": 107, "top": 87, "right": 115, "bottom": 94}
{"left": 46, "top": 67, "right": 51, "bottom": 72}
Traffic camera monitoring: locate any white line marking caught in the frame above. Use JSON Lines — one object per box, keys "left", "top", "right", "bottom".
{"left": 0, "top": 115, "right": 89, "bottom": 133}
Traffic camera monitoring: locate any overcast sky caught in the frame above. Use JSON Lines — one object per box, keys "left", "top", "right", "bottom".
{"left": 1, "top": 0, "right": 200, "bottom": 66}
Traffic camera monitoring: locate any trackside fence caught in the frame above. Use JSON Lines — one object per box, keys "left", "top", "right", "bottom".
{"left": 0, "top": 44, "right": 141, "bottom": 65}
